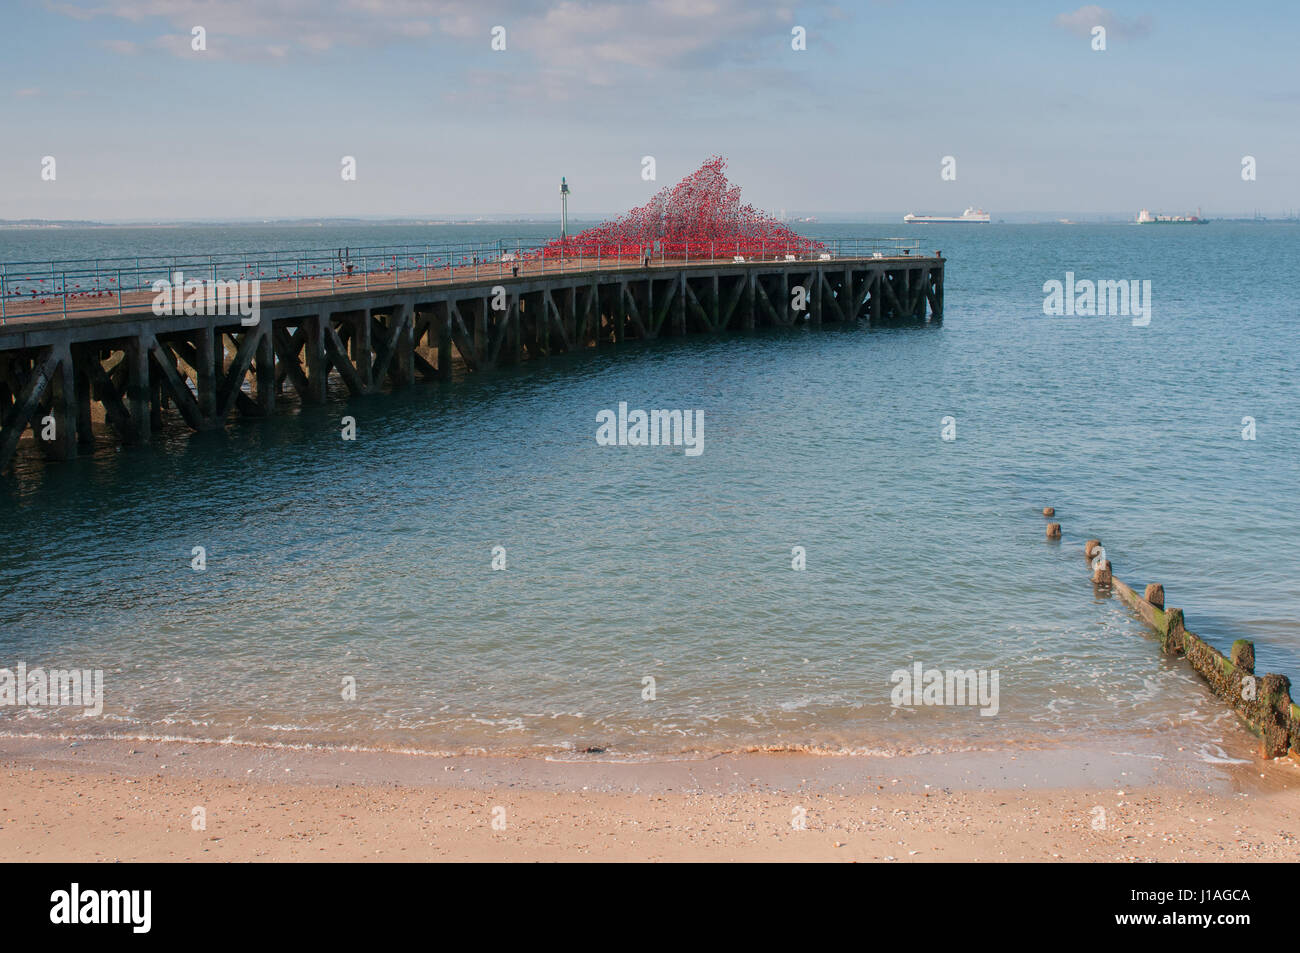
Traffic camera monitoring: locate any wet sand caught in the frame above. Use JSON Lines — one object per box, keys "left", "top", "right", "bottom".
{"left": 2, "top": 732, "right": 1296, "bottom": 862}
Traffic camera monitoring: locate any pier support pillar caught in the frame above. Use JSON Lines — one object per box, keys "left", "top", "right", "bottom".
{"left": 255, "top": 326, "right": 275, "bottom": 414}
{"left": 810, "top": 269, "right": 822, "bottom": 327}
{"left": 0, "top": 349, "right": 57, "bottom": 473}
{"left": 389, "top": 303, "right": 414, "bottom": 388}
{"left": 356, "top": 311, "right": 374, "bottom": 392}
{"left": 508, "top": 296, "right": 522, "bottom": 364}
{"left": 195, "top": 326, "right": 219, "bottom": 426}
{"left": 149, "top": 362, "right": 163, "bottom": 432}
{"left": 126, "top": 335, "right": 151, "bottom": 444}
{"left": 538, "top": 292, "right": 551, "bottom": 357}
{"left": 75, "top": 351, "right": 94, "bottom": 448}
{"left": 44, "top": 344, "right": 77, "bottom": 461}
{"left": 304, "top": 313, "right": 328, "bottom": 403}
{"left": 675, "top": 274, "right": 687, "bottom": 336}
{"left": 565, "top": 286, "right": 577, "bottom": 347}
{"left": 561, "top": 288, "right": 577, "bottom": 351}
{"left": 437, "top": 311, "right": 453, "bottom": 381}
{"left": 474, "top": 299, "right": 488, "bottom": 367}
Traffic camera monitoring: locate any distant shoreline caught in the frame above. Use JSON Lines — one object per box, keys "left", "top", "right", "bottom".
{"left": 0, "top": 220, "right": 577, "bottom": 230}
{"left": 4, "top": 218, "right": 1298, "bottom": 230}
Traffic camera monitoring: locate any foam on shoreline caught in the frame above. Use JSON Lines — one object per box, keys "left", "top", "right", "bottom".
{"left": 0, "top": 721, "right": 1282, "bottom": 798}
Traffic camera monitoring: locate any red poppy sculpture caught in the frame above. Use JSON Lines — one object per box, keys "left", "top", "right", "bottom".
{"left": 535, "top": 156, "right": 823, "bottom": 261}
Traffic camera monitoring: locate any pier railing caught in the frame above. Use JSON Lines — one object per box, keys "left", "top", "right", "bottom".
{"left": 0, "top": 236, "right": 928, "bottom": 324}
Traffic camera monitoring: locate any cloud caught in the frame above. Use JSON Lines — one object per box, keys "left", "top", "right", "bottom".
{"left": 53, "top": 0, "right": 471, "bottom": 60}
{"left": 45, "top": 0, "right": 845, "bottom": 114}
{"left": 14, "top": 87, "right": 42, "bottom": 97}
{"left": 53, "top": 0, "right": 839, "bottom": 80}
{"left": 1054, "top": 5, "right": 1152, "bottom": 40}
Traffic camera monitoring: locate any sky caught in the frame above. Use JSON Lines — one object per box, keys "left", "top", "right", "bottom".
{"left": 1, "top": 0, "right": 1297, "bottom": 221}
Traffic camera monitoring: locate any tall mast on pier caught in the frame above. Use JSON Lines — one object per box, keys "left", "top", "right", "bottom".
{"left": 560, "top": 176, "right": 570, "bottom": 238}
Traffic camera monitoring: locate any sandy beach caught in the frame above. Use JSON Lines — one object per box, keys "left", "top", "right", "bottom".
{"left": 2, "top": 732, "right": 1296, "bottom": 862}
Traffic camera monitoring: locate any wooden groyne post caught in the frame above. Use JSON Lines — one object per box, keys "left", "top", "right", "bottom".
{"left": 1110, "top": 574, "right": 1297, "bottom": 759}
{"left": 1048, "top": 519, "right": 1299, "bottom": 760}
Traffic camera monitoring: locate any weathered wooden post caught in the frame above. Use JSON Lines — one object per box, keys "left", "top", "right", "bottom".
{"left": 437, "top": 307, "right": 453, "bottom": 380}
{"left": 195, "top": 326, "right": 217, "bottom": 423}
{"left": 304, "top": 313, "right": 328, "bottom": 403}
{"left": 396, "top": 303, "right": 415, "bottom": 387}
{"left": 356, "top": 310, "right": 374, "bottom": 392}
{"left": 1092, "top": 559, "right": 1112, "bottom": 586}
{"left": 474, "top": 298, "right": 488, "bottom": 366}
{"left": 616, "top": 282, "right": 626, "bottom": 343}
{"left": 1231, "top": 639, "right": 1255, "bottom": 674}
{"left": 675, "top": 272, "right": 687, "bottom": 336}
{"left": 255, "top": 324, "right": 275, "bottom": 413}
{"left": 126, "top": 334, "right": 151, "bottom": 443}
{"left": 1258, "top": 674, "right": 1293, "bottom": 757}
{"left": 74, "top": 349, "right": 94, "bottom": 448}
{"left": 148, "top": 356, "right": 163, "bottom": 432}
{"left": 810, "top": 269, "right": 822, "bottom": 326}
{"left": 49, "top": 343, "right": 77, "bottom": 460}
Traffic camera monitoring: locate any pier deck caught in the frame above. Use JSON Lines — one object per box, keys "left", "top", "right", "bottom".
{"left": 0, "top": 242, "right": 944, "bottom": 473}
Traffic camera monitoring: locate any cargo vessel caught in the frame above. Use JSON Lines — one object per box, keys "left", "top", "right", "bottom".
{"left": 1136, "top": 208, "right": 1209, "bottom": 224}
{"left": 903, "top": 207, "right": 990, "bottom": 224}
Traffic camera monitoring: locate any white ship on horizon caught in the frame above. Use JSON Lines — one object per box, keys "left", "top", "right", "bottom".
{"left": 903, "top": 206, "right": 990, "bottom": 224}
{"left": 1135, "top": 207, "right": 1208, "bottom": 224}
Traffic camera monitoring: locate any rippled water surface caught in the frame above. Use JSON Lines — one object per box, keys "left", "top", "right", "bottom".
{"left": 2, "top": 222, "right": 1297, "bottom": 757}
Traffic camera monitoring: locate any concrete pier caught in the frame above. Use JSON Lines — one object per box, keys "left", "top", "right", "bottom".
{"left": 0, "top": 252, "right": 944, "bottom": 473}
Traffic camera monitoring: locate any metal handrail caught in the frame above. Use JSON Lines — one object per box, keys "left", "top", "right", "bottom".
{"left": 0, "top": 237, "right": 930, "bottom": 323}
